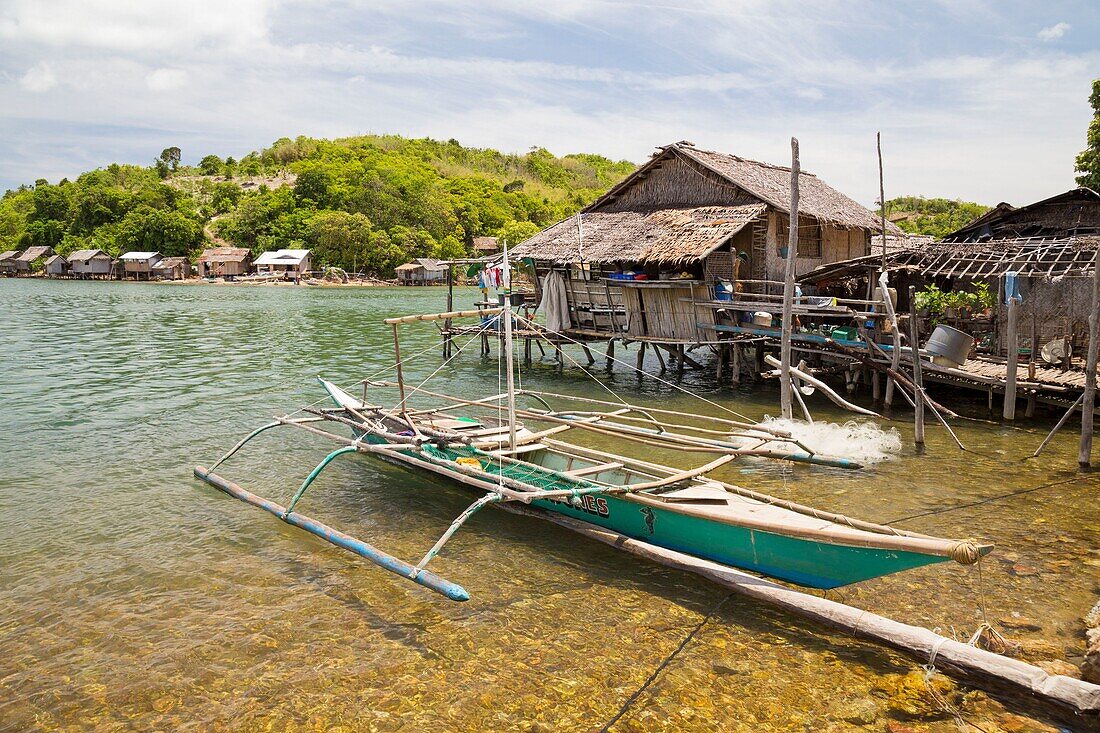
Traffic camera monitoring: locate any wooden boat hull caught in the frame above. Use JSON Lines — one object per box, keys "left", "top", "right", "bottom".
{"left": 360, "top": 437, "right": 947, "bottom": 590}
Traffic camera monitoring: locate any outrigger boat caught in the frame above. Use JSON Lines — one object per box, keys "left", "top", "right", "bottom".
{"left": 194, "top": 252, "right": 991, "bottom": 602}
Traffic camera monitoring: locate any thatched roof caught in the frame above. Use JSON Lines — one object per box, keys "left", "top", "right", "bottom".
{"left": 802, "top": 235, "right": 1100, "bottom": 284}
{"left": 871, "top": 233, "right": 935, "bottom": 255}
{"left": 0, "top": 250, "right": 19, "bottom": 261}
{"left": 473, "top": 236, "right": 499, "bottom": 252}
{"left": 944, "top": 187, "right": 1100, "bottom": 242}
{"left": 67, "top": 249, "right": 111, "bottom": 262}
{"left": 511, "top": 204, "right": 766, "bottom": 265}
{"left": 198, "top": 247, "right": 250, "bottom": 263}
{"left": 16, "top": 246, "right": 53, "bottom": 262}
{"left": 589, "top": 143, "right": 900, "bottom": 233}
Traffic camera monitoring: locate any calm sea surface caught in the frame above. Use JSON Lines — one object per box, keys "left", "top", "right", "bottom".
{"left": 0, "top": 278, "right": 1096, "bottom": 732}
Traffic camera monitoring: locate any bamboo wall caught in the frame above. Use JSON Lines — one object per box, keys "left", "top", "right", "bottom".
{"left": 620, "top": 281, "right": 713, "bottom": 341}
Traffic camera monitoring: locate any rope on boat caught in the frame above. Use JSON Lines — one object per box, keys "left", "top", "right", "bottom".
{"left": 598, "top": 593, "right": 732, "bottom": 733}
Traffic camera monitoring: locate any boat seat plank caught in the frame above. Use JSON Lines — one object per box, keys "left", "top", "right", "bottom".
{"left": 564, "top": 461, "right": 624, "bottom": 477}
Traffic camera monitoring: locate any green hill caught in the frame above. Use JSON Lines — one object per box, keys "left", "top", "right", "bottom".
{"left": 885, "top": 195, "right": 990, "bottom": 239}
{"left": 0, "top": 135, "right": 635, "bottom": 276}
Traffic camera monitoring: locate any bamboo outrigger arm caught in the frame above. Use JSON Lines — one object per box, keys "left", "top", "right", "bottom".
{"left": 194, "top": 465, "right": 472, "bottom": 601}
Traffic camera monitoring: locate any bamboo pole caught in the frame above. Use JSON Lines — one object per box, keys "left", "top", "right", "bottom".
{"left": 1034, "top": 393, "right": 1085, "bottom": 458}
{"left": 1080, "top": 249, "right": 1100, "bottom": 466}
{"left": 908, "top": 286, "right": 926, "bottom": 445}
{"left": 877, "top": 131, "right": 887, "bottom": 271}
{"left": 502, "top": 503, "right": 1100, "bottom": 724}
{"left": 780, "top": 138, "right": 800, "bottom": 420}
{"left": 764, "top": 355, "right": 882, "bottom": 417}
{"left": 1004, "top": 295, "right": 1019, "bottom": 421}
{"left": 879, "top": 272, "right": 902, "bottom": 407}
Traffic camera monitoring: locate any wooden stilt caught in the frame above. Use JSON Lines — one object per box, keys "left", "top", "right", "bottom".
{"left": 605, "top": 340, "right": 615, "bottom": 371}
{"left": 524, "top": 337, "right": 532, "bottom": 366}
{"left": 908, "top": 286, "right": 925, "bottom": 445}
{"left": 716, "top": 344, "right": 725, "bottom": 381}
{"left": 582, "top": 343, "right": 595, "bottom": 366}
{"left": 1079, "top": 249, "right": 1100, "bottom": 467}
{"left": 731, "top": 344, "right": 741, "bottom": 386}
{"left": 654, "top": 345, "right": 667, "bottom": 374}
{"left": 1004, "top": 295, "right": 1019, "bottom": 421}
{"left": 635, "top": 341, "right": 647, "bottom": 373}
{"left": 676, "top": 344, "right": 685, "bottom": 376}
{"left": 1034, "top": 393, "right": 1085, "bottom": 457}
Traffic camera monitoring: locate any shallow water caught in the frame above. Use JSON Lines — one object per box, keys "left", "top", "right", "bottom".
{"left": 0, "top": 279, "right": 1096, "bottom": 732}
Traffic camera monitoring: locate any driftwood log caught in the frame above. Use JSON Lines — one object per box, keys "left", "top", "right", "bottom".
{"left": 501, "top": 502, "right": 1100, "bottom": 726}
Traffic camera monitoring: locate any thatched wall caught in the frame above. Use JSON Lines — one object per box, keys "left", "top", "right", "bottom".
{"left": 595, "top": 154, "right": 758, "bottom": 213}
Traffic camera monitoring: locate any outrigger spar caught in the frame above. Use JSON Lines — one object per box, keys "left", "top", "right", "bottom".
{"left": 194, "top": 249, "right": 992, "bottom": 602}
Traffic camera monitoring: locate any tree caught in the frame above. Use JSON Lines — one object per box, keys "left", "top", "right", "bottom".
{"left": 154, "top": 158, "right": 170, "bottom": 178}
{"left": 223, "top": 156, "right": 237, "bottom": 180}
{"left": 116, "top": 206, "right": 203, "bottom": 257}
{"left": 159, "top": 146, "right": 182, "bottom": 171}
{"left": 199, "top": 155, "right": 223, "bottom": 176}
{"left": 305, "top": 210, "right": 373, "bottom": 270}
{"left": 1075, "top": 79, "right": 1100, "bottom": 190}
{"left": 497, "top": 219, "right": 540, "bottom": 247}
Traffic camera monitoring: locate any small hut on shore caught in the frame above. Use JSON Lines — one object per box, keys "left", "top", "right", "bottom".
{"left": 0, "top": 250, "right": 20, "bottom": 275}
{"left": 151, "top": 257, "right": 191, "bottom": 280}
{"left": 68, "top": 249, "right": 116, "bottom": 279}
{"left": 44, "top": 254, "right": 70, "bottom": 278}
{"left": 254, "top": 249, "right": 312, "bottom": 279}
{"left": 197, "top": 247, "right": 252, "bottom": 279}
{"left": 119, "top": 251, "right": 164, "bottom": 280}
{"left": 396, "top": 258, "right": 447, "bottom": 285}
{"left": 14, "top": 246, "right": 54, "bottom": 275}
{"left": 473, "top": 237, "right": 500, "bottom": 255}
{"left": 510, "top": 141, "right": 896, "bottom": 346}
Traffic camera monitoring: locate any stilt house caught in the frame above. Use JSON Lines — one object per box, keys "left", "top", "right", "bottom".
{"left": 67, "top": 249, "right": 116, "bottom": 279}
{"left": 510, "top": 141, "right": 896, "bottom": 345}
{"left": 119, "top": 251, "right": 164, "bottom": 280}
{"left": 14, "top": 246, "right": 54, "bottom": 274}
{"left": 197, "top": 247, "right": 252, "bottom": 279}
{"left": 44, "top": 254, "right": 70, "bottom": 277}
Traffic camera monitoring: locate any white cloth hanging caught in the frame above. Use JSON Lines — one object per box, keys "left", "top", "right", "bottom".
{"left": 539, "top": 272, "right": 571, "bottom": 332}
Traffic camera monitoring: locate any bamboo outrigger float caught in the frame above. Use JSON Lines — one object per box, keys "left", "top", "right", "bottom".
{"left": 193, "top": 248, "right": 992, "bottom": 603}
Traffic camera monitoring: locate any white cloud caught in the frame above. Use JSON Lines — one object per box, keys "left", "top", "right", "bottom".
{"left": 18, "top": 62, "right": 56, "bottom": 92}
{"left": 146, "top": 68, "right": 188, "bottom": 91}
{"left": 1037, "top": 22, "right": 1070, "bottom": 41}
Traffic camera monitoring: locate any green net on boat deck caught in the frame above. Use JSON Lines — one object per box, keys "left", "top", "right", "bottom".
{"left": 419, "top": 443, "right": 593, "bottom": 493}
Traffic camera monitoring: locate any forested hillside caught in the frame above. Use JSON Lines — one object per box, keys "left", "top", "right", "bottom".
{"left": 885, "top": 195, "right": 990, "bottom": 238}
{"left": 0, "top": 135, "right": 634, "bottom": 276}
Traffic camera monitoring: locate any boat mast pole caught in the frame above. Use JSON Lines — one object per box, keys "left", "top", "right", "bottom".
{"left": 502, "top": 240, "right": 518, "bottom": 451}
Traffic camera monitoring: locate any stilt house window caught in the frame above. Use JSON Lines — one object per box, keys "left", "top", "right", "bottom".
{"left": 776, "top": 215, "right": 822, "bottom": 258}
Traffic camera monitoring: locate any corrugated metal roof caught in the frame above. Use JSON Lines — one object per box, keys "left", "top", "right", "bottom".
{"left": 254, "top": 249, "right": 311, "bottom": 266}
{"left": 119, "top": 251, "right": 161, "bottom": 260}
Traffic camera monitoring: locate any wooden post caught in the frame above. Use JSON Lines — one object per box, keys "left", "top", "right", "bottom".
{"left": 780, "top": 137, "right": 800, "bottom": 420}
{"left": 730, "top": 344, "right": 741, "bottom": 386}
{"left": 444, "top": 264, "right": 454, "bottom": 358}
{"left": 908, "top": 286, "right": 925, "bottom": 445}
{"left": 1004, "top": 295, "right": 1019, "bottom": 421}
{"left": 1079, "top": 249, "right": 1100, "bottom": 467}
{"left": 877, "top": 131, "right": 887, "bottom": 271}
{"left": 676, "top": 343, "right": 685, "bottom": 376}
{"left": 879, "top": 273, "right": 902, "bottom": 407}
{"left": 605, "top": 339, "right": 615, "bottom": 372}
{"left": 635, "top": 341, "right": 646, "bottom": 373}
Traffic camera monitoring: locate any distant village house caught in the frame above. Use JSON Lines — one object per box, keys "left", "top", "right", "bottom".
{"left": 0, "top": 250, "right": 19, "bottom": 275}
{"left": 44, "top": 254, "right": 70, "bottom": 278}
{"left": 67, "top": 249, "right": 116, "bottom": 279}
{"left": 119, "top": 251, "right": 164, "bottom": 280}
{"left": 197, "top": 247, "right": 252, "bottom": 279}
{"left": 254, "top": 249, "right": 312, "bottom": 280}
{"left": 14, "top": 246, "right": 55, "bottom": 275}
{"left": 396, "top": 258, "right": 448, "bottom": 285}
{"left": 151, "top": 257, "right": 191, "bottom": 281}
{"left": 473, "top": 237, "right": 500, "bottom": 255}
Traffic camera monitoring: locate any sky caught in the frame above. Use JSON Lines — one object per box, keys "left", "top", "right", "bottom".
{"left": 0, "top": 0, "right": 1097, "bottom": 207}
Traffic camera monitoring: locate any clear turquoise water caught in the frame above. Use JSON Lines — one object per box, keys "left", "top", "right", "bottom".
{"left": 0, "top": 278, "right": 1094, "bottom": 731}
